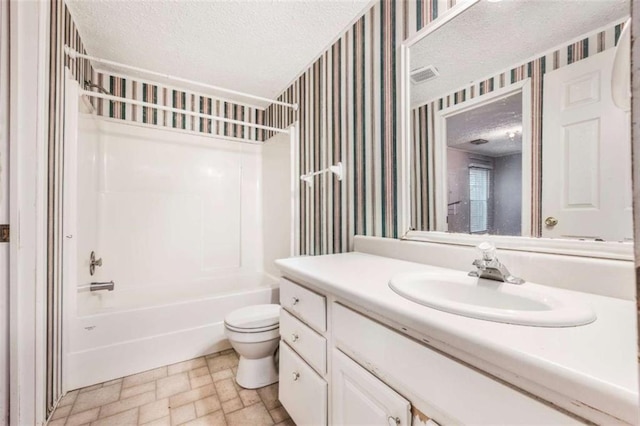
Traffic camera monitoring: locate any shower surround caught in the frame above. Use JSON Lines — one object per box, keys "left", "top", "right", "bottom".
{"left": 64, "top": 105, "right": 279, "bottom": 390}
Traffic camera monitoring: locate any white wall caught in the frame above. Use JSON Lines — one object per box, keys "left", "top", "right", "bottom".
{"left": 8, "top": 1, "right": 50, "bottom": 423}
{"left": 493, "top": 153, "right": 522, "bottom": 236}
{"left": 262, "top": 131, "right": 292, "bottom": 277}
{"left": 0, "top": 0, "right": 9, "bottom": 422}
{"left": 76, "top": 118, "right": 263, "bottom": 299}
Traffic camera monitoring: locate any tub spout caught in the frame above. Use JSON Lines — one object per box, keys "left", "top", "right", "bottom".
{"left": 90, "top": 281, "right": 115, "bottom": 292}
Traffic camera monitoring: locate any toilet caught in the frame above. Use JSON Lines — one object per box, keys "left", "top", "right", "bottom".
{"left": 224, "top": 304, "right": 281, "bottom": 389}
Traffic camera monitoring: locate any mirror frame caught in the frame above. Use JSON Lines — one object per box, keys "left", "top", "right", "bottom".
{"left": 398, "top": 0, "right": 634, "bottom": 261}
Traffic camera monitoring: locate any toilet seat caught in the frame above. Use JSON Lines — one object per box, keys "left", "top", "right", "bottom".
{"left": 224, "top": 304, "right": 280, "bottom": 332}
{"left": 224, "top": 323, "right": 279, "bottom": 333}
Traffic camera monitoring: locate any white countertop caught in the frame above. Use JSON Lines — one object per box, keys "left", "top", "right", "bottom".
{"left": 276, "top": 252, "right": 639, "bottom": 425}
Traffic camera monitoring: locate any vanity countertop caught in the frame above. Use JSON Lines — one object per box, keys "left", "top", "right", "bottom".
{"left": 276, "top": 251, "right": 639, "bottom": 425}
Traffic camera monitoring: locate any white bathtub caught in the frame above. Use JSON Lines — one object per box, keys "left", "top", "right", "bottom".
{"left": 66, "top": 272, "right": 279, "bottom": 390}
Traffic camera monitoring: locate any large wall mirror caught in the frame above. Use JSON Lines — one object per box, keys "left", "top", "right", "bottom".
{"left": 403, "top": 0, "right": 633, "bottom": 256}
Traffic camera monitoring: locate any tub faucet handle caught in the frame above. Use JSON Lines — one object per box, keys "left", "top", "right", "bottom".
{"left": 90, "top": 251, "right": 103, "bottom": 276}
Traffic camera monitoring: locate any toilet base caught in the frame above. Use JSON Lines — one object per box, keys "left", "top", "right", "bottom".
{"left": 235, "top": 355, "right": 279, "bottom": 389}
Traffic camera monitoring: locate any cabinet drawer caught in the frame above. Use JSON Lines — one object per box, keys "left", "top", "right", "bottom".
{"left": 279, "top": 342, "right": 327, "bottom": 426}
{"left": 280, "top": 278, "right": 326, "bottom": 332}
{"left": 333, "top": 303, "right": 583, "bottom": 425}
{"left": 280, "top": 309, "right": 327, "bottom": 374}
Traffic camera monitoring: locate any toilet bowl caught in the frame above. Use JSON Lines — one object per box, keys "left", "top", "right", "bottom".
{"left": 224, "top": 304, "right": 280, "bottom": 389}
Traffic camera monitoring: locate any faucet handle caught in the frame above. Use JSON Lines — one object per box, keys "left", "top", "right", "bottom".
{"left": 477, "top": 241, "right": 496, "bottom": 261}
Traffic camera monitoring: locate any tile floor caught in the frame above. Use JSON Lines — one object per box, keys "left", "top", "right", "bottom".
{"left": 48, "top": 349, "right": 294, "bottom": 426}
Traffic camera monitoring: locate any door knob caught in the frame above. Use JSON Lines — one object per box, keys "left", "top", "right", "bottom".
{"left": 292, "top": 371, "right": 300, "bottom": 381}
{"left": 545, "top": 217, "right": 558, "bottom": 227}
{"left": 292, "top": 297, "right": 299, "bottom": 305}
{"left": 291, "top": 333, "right": 299, "bottom": 342}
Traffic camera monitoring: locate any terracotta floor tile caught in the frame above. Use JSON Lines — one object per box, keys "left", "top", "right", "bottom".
{"left": 71, "top": 384, "right": 122, "bottom": 414}
{"left": 214, "top": 379, "right": 238, "bottom": 402}
{"left": 225, "top": 403, "right": 274, "bottom": 426}
{"left": 269, "top": 406, "right": 290, "bottom": 423}
{"left": 211, "top": 369, "right": 233, "bottom": 382}
{"left": 139, "top": 398, "right": 170, "bottom": 424}
{"left": 120, "top": 381, "right": 155, "bottom": 400}
{"left": 194, "top": 395, "right": 222, "bottom": 417}
{"left": 58, "top": 390, "right": 78, "bottom": 407}
{"left": 170, "top": 403, "right": 196, "bottom": 425}
{"left": 90, "top": 407, "right": 138, "bottom": 426}
{"left": 221, "top": 397, "right": 243, "bottom": 414}
{"left": 256, "top": 383, "right": 280, "bottom": 410}
{"left": 238, "top": 389, "right": 261, "bottom": 407}
{"left": 66, "top": 408, "right": 100, "bottom": 426}
{"left": 168, "top": 384, "right": 215, "bottom": 407}
{"left": 156, "top": 372, "right": 190, "bottom": 399}
{"left": 183, "top": 410, "right": 226, "bottom": 426}
{"left": 141, "top": 416, "right": 171, "bottom": 426}
{"left": 122, "top": 366, "right": 167, "bottom": 389}
{"left": 168, "top": 357, "right": 207, "bottom": 376}
{"left": 49, "top": 349, "right": 287, "bottom": 426}
{"left": 207, "top": 354, "right": 238, "bottom": 373}
{"left": 50, "top": 404, "right": 71, "bottom": 420}
{"left": 98, "top": 390, "right": 155, "bottom": 418}
{"left": 190, "top": 373, "right": 213, "bottom": 389}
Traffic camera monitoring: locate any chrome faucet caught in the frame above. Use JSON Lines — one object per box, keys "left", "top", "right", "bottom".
{"left": 468, "top": 242, "right": 524, "bottom": 285}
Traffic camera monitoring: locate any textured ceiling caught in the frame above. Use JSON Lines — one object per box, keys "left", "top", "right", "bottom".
{"left": 410, "top": 0, "right": 629, "bottom": 108}
{"left": 447, "top": 92, "right": 522, "bottom": 157}
{"left": 66, "top": 0, "right": 372, "bottom": 107}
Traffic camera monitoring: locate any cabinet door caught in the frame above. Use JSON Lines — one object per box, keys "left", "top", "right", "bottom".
{"left": 279, "top": 342, "right": 327, "bottom": 426}
{"left": 332, "top": 349, "right": 411, "bottom": 426}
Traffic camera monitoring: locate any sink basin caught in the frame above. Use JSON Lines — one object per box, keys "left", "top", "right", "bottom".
{"left": 389, "top": 271, "right": 596, "bottom": 327}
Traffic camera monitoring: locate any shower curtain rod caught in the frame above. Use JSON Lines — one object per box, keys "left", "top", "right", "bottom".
{"left": 80, "top": 90, "right": 290, "bottom": 135}
{"left": 65, "top": 46, "right": 298, "bottom": 111}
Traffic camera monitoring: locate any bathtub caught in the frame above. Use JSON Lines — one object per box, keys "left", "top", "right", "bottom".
{"left": 66, "top": 272, "right": 279, "bottom": 390}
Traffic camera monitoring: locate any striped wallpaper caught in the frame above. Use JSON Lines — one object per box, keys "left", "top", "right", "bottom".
{"left": 89, "top": 71, "right": 267, "bottom": 142}
{"left": 410, "top": 21, "right": 625, "bottom": 235}
{"left": 264, "top": 0, "right": 457, "bottom": 256}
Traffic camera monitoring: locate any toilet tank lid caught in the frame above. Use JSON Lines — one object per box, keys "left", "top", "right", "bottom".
{"left": 225, "top": 304, "right": 281, "bottom": 329}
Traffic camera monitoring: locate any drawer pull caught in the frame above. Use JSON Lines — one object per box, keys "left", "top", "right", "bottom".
{"left": 291, "top": 333, "right": 299, "bottom": 342}
{"left": 292, "top": 371, "right": 300, "bottom": 381}
{"left": 388, "top": 416, "right": 400, "bottom": 426}
{"left": 292, "top": 296, "right": 300, "bottom": 305}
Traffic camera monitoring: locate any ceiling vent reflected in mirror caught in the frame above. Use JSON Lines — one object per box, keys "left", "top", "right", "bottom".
{"left": 411, "top": 65, "right": 439, "bottom": 84}
{"left": 469, "top": 138, "right": 489, "bottom": 145}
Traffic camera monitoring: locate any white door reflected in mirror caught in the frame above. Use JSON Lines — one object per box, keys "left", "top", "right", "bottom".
{"left": 542, "top": 47, "right": 632, "bottom": 241}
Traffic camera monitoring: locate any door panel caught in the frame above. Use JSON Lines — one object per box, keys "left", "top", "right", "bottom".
{"left": 278, "top": 342, "right": 327, "bottom": 426}
{"left": 542, "top": 47, "right": 632, "bottom": 240}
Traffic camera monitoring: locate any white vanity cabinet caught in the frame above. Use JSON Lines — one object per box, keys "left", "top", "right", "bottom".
{"left": 278, "top": 276, "right": 587, "bottom": 425}
{"left": 279, "top": 277, "right": 409, "bottom": 426}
